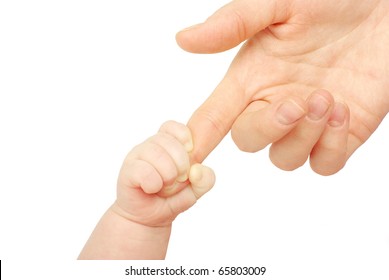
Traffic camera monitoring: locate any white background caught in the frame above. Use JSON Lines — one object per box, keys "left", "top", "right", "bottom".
{"left": 0, "top": 0, "right": 388, "bottom": 279}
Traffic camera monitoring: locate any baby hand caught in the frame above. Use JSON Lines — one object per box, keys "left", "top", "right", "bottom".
{"left": 113, "top": 121, "right": 215, "bottom": 227}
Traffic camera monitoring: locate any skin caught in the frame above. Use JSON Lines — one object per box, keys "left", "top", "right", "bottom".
{"left": 78, "top": 121, "right": 215, "bottom": 259}
{"left": 177, "top": 0, "right": 389, "bottom": 175}
{"left": 78, "top": 1, "right": 389, "bottom": 258}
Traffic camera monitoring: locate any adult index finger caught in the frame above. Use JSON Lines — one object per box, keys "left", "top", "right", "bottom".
{"left": 187, "top": 76, "right": 250, "bottom": 163}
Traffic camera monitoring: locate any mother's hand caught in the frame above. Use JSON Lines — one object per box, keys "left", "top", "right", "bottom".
{"left": 178, "top": 0, "right": 389, "bottom": 175}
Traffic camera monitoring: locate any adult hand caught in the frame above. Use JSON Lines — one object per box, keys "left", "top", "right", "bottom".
{"left": 177, "top": 0, "right": 389, "bottom": 175}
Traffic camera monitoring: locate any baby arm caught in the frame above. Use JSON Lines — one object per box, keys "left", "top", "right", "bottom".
{"left": 78, "top": 121, "right": 215, "bottom": 260}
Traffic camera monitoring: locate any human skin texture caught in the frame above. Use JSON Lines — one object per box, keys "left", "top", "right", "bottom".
{"left": 78, "top": 121, "right": 215, "bottom": 259}
{"left": 177, "top": 0, "right": 389, "bottom": 175}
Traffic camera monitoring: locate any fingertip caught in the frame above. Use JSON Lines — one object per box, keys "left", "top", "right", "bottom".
{"left": 157, "top": 181, "right": 189, "bottom": 198}
{"left": 176, "top": 24, "right": 203, "bottom": 52}
{"left": 189, "top": 164, "right": 216, "bottom": 198}
{"left": 134, "top": 161, "right": 164, "bottom": 194}
{"left": 309, "top": 102, "right": 350, "bottom": 175}
{"left": 275, "top": 98, "right": 307, "bottom": 126}
{"left": 175, "top": 1, "right": 253, "bottom": 54}
{"left": 306, "top": 89, "right": 334, "bottom": 121}
{"left": 176, "top": 22, "right": 224, "bottom": 54}
{"left": 189, "top": 164, "right": 214, "bottom": 183}
{"left": 184, "top": 138, "right": 194, "bottom": 153}
{"left": 310, "top": 143, "right": 347, "bottom": 176}
{"left": 328, "top": 102, "right": 350, "bottom": 127}
{"left": 268, "top": 91, "right": 335, "bottom": 172}
{"left": 176, "top": 173, "right": 189, "bottom": 183}
{"left": 310, "top": 160, "right": 346, "bottom": 176}
{"left": 159, "top": 120, "right": 193, "bottom": 152}
{"left": 269, "top": 147, "right": 305, "bottom": 171}
{"left": 189, "top": 164, "right": 202, "bottom": 182}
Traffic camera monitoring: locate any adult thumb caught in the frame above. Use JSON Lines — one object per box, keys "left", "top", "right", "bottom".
{"left": 176, "top": 0, "right": 288, "bottom": 53}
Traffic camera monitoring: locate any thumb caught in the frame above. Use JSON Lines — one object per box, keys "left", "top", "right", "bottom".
{"left": 164, "top": 164, "right": 215, "bottom": 215}
{"left": 176, "top": 0, "right": 289, "bottom": 53}
{"left": 189, "top": 164, "right": 216, "bottom": 199}
{"left": 187, "top": 76, "right": 248, "bottom": 163}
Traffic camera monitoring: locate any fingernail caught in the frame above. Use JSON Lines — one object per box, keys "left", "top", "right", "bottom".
{"left": 189, "top": 163, "right": 203, "bottom": 183}
{"left": 307, "top": 92, "right": 331, "bottom": 121}
{"left": 184, "top": 139, "right": 193, "bottom": 153}
{"left": 276, "top": 100, "right": 306, "bottom": 125}
{"left": 328, "top": 103, "right": 347, "bottom": 127}
{"left": 176, "top": 173, "right": 189, "bottom": 183}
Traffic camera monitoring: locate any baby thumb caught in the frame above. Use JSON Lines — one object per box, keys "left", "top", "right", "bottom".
{"left": 189, "top": 164, "right": 216, "bottom": 199}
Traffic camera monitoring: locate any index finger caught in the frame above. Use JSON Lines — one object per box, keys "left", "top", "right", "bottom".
{"left": 187, "top": 76, "right": 249, "bottom": 163}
